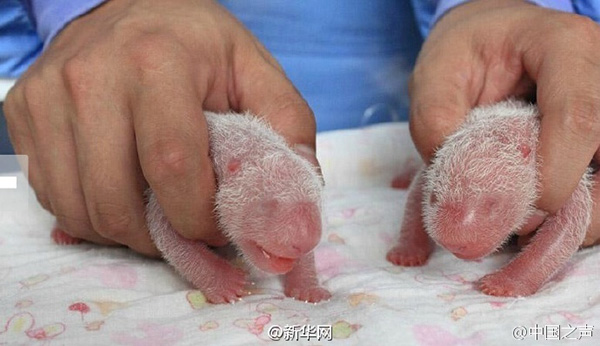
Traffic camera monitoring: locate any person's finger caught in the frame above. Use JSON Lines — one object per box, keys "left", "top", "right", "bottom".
{"left": 131, "top": 38, "right": 226, "bottom": 245}
{"left": 3, "top": 89, "right": 52, "bottom": 212}
{"left": 523, "top": 17, "right": 600, "bottom": 214}
{"left": 64, "top": 57, "right": 160, "bottom": 257}
{"left": 233, "top": 47, "right": 317, "bottom": 158}
{"left": 23, "top": 73, "right": 116, "bottom": 245}
{"left": 407, "top": 38, "right": 475, "bottom": 162}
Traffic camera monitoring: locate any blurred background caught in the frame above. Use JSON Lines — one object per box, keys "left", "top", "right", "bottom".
{"left": 0, "top": 0, "right": 425, "bottom": 154}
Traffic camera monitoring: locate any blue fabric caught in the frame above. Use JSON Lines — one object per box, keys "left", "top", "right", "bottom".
{"left": 574, "top": 0, "right": 600, "bottom": 21}
{"left": 218, "top": 0, "right": 422, "bottom": 131}
{"left": 0, "top": 0, "right": 41, "bottom": 78}
{"left": 23, "top": 0, "right": 106, "bottom": 47}
{"left": 1, "top": 0, "right": 598, "bottom": 132}
{"left": 412, "top": 0, "right": 575, "bottom": 37}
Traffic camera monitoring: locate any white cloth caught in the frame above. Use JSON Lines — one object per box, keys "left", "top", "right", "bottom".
{"left": 0, "top": 79, "right": 15, "bottom": 101}
{"left": 1, "top": 123, "right": 599, "bottom": 345}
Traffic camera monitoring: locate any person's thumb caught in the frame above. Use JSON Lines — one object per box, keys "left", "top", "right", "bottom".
{"left": 408, "top": 42, "right": 473, "bottom": 163}
{"left": 233, "top": 46, "right": 318, "bottom": 165}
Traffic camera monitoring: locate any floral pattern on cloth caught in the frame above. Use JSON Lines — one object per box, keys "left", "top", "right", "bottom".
{"left": 1, "top": 123, "right": 599, "bottom": 345}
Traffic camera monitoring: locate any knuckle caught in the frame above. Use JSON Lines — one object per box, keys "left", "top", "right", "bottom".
{"left": 124, "top": 33, "right": 184, "bottom": 72}
{"left": 144, "top": 139, "right": 196, "bottom": 186}
{"left": 21, "top": 77, "right": 50, "bottom": 122}
{"left": 62, "top": 56, "right": 94, "bottom": 103}
{"left": 89, "top": 202, "right": 134, "bottom": 240}
{"left": 569, "top": 15, "right": 600, "bottom": 40}
{"left": 62, "top": 56, "right": 89, "bottom": 85}
{"left": 21, "top": 76, "right": 45, "bottom": 107}
{"left": 552, "top": 14, "right": 600, "bottom": 46}
{"left": 113, "top": 15, "right": 150, "bottom": 35}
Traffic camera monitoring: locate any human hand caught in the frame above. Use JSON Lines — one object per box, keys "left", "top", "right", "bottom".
{"left": 3, "top": 0, "right": 316, "bottom": 256}
{"left": 409, "top": 0, "right": 600, "bottom": 247}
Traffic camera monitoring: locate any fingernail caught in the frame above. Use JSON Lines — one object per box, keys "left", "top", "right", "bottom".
{"left": 293, "top": 144, "right": 316, "bottom": 159}
{"left": 533, "top": 208, "right": 549, "bottom": 218}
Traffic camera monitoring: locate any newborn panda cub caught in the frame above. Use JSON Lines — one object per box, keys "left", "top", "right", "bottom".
{"left": 387, "top": 100, "right": 593, "bottom": 297}
{"left": 52, "top": 112, "right": 331, "bottom": 304}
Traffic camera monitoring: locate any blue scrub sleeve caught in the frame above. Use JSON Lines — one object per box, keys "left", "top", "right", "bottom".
{"left": 21, "top": 0, "right": 107, "bottom": 47}
{"left": 0, "top": 1, "right": 42, "bottom": 77}
{"left": 573, "top": 0, "right": 600, "bottom": 22}
{"left": 412, "top": 0, "right": 575, "bottom": 37}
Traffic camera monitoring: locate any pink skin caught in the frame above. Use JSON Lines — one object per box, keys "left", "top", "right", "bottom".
{"left": 53, "top": 112, "right": 330, "bottom": 304}
{"left": 284, "top": 252, "right": 331, "bottom": 301}
{"left": 51, "top": 227, "right": 82, "bottom": 245}
{"left": 479, "top": 177, "right": 590, "bottom": 296}
{"left": 387, "top": 170, "right": 433, "bottom": 266}
{"left": 388, "top": 100, "right": 592, "bottom": 297}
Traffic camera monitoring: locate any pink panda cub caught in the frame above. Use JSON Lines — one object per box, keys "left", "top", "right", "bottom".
{"left": 387, "top": 99, "right": 593, "bottom": 297}
{"left": 53, "top": 111, "right": 330, "bottom": 304}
